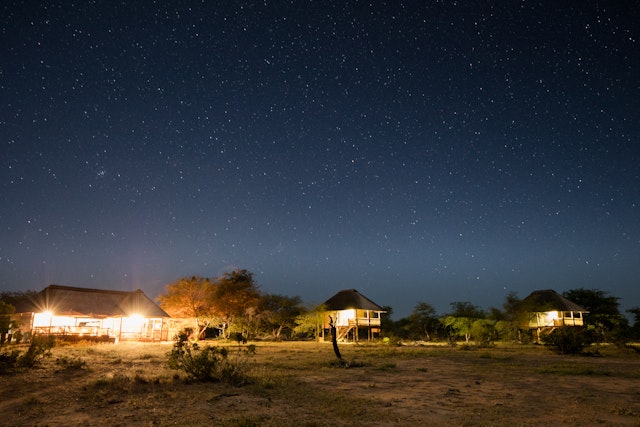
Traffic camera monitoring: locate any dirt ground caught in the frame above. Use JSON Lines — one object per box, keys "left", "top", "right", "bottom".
{"left": 1, "top": 340, "right": 639, "bottom": 426}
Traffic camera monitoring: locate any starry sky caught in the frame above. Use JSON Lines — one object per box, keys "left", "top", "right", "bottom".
{"left": 1, "top": 1, "right": 639, "bottom": 319}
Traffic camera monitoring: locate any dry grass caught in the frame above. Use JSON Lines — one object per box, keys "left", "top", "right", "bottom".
{"left": 1, "top": 340, "right": 639, "bottom": 426}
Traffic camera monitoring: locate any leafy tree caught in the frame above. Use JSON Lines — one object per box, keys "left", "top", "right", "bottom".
{"left": 0, "top": 290, "right": 38, "bottom": 307}
{"left": 488, "top": 292, "right": 524, "bottom": 342}
{"left": 562, "top": 288, "right": 628, "bottom": 343}
{"left": 470, "top": 319, "right": 498, "bottom": 346}
{"left": 257, "top": 294, "right": 306, "bottom": 340}
{"left": 626, "top": 307, "right": 640, "bottom": 340}
{"left": 157, "top": 276, "right": 216, "bottom": 340}
{"left": 449, "top": 301, "right": 485, "bottom": 319}
{"left": 403, "top": 302, "right": 438, "bottom": 341}
{"left": 294, "top": 303, "right": 327, "bottom": 340}
{"left": 212, "top": 269, "right": 261, "bottom": 339}
{"left": 440, "top": 301, "right": 485, "bottom": 343}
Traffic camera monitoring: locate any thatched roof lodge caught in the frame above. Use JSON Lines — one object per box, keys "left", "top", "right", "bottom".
{"left": 12, "top": 285, "right": 171, "bottom": 342}
{"left": 323, "top": 289, "right": 385, "bottom": 342}
{"left": 517, "top": 289, "right": 588, "bottom": 341}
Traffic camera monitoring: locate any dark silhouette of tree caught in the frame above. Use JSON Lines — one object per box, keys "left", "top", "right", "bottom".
{"left": 0, "top": 301, "right": 16, "bottom": 346}
{"left": 212, "top": 269, "right": 261, "bottom": 339}
{"left": 403, "top": 302, "right": 438, "bottom": 341}
{"left": 563, "top": 288, "right": 628, "bottom": 342}
{"left": 627, "top": 307, "right": 640, "bottom": 340}
{"left": 257, "top": 294, "right": 305, "bottom": 340}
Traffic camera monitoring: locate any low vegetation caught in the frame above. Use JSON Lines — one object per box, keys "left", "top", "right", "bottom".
{"left": 1, "top": 340, "right": 639, "bottom": 426}
{"left": 167, "top": 329, "right": 255, "bottom": 384}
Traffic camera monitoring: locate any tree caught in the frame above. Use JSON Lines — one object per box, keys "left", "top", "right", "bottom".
{"left": 211, "top": 269, "right": 261, "bottom": 339}
{"left": 488, "top": 292, "right": 524, "bottom": 342}
{"left": 562, "top": 288, "right": 628, "bottom": 343}
{"left": 157, "top": 276, "right": 216, "bottom": 340}
{"left": 294, "top": 303, "right": 327, "bottom": 340}
{"left": 403, "top": 302, "right": 438, "bottom": 341}
{"left": 0, "top": 301, "right": 16, "bottom": 346}
{"left": 257, "top": 294, "right": 306, "bottom": 340}
{"left": 627, "top": 307, "right": 640, "bottom": 340}
{"left": 440, "top": 301, "right": 485, "bottom": 343}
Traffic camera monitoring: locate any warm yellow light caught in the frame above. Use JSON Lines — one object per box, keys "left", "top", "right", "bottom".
{"left": 547, "top": 311, "right": 558, "bottom": 320}
{"left": 33, "top": 311, "right": 54, "bottom": 327}
{"left": 121, "top": 314, "right": 145, "bottom": 332}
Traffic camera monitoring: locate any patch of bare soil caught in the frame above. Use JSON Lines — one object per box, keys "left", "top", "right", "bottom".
{"left": 1, "top": 341, "right": 639, "bottom": 426}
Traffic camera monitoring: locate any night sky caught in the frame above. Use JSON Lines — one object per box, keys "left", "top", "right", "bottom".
{"left": 2, "top": 1, "right": 639, "bottom": 318}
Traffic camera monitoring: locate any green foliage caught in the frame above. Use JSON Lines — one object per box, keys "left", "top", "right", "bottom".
{"left": 541, "top": 327, "right": 590, "bottom": 355}
{"left": 448, "top": 301, "right": 485, "bottom": 319}
{"left": 627, "top": 307, "right": 640, "bottom": 340}
{"left": 470, "top": 319, "right": 498, "bottom": 346}
{"left": 17, "top": 335, "right": 55, "bottom": 368}
{"left": 294, "top": 303, "right": 326, "bottom": 339}
{"left": 402, "top": 302, "right": 439, "bottom": 341}
{"left": 494, "top": 320, "right": 520, "bottom": 342}
{"left": 257, "top": 294, "right": 305, "bottom": 340}
{"left": 440, "top": 315, "right": 475, "bottom": 343}
{"left": 168, "top": 331, "right": 253, "bottom": 384}
{"left": 0, "top": 335, "right": 55, "bottom": 374}
{"left": 562, "top": 288, "right": 628, "bottom": 342}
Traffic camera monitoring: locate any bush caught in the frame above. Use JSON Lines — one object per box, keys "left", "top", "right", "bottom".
{"left": 17, "top": 335, "right": 55, "bottom": 368}
{"left": 0, "top": 335, "right": 55, "bottom": 374}
{"left": 0, "top": 349, "right": 20, "bottom": 374}
{"left": 56, "top": 355, "right": 87, "bottom": 370}
{"left": 168, "top": 330, "right": 253, "bottom": 384}
{"left": 542, "top": 327, "right": 590, "bottom": 355}
{"left": 471, "top": 319, "right": 497, "bottom": 347}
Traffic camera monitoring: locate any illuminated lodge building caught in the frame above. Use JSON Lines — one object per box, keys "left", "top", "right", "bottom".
{"left": 518, "top": 289, "right": 588, "bottom": 342}
{"left": 323, "top": 289, "right": 386, "bottom": 342}
{"left": 13, "top": 285, "right": 171, "bottom": 342}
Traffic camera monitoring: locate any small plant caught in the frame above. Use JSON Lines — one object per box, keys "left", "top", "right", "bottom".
{"left": 0, "top": 335, "right": 55, "bottom": 374}
{"left": 168, "top": 330, "right": 253, "bottom": 384}
{"left": 17, "top": 335, "right": 55, "bottom": 369}
{"left": 56, "top": 355, "right": 87, "bottom": 370}
{"left": 375, "top": 362, "right": 397, "bottom": 371}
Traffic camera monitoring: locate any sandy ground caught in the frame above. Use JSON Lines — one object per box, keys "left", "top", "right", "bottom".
{"left": 1, "top": 341, "right": 639, "bottom": 426}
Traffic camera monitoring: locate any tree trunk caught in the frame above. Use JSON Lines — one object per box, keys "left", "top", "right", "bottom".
{"left": 329, "top": 316, "right": 342, "bottom": 360}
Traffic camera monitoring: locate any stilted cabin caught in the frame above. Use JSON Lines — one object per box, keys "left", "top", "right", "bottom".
{"left": 323, "top": 289, "right": 385, "bottom": 342}
{"left": 12, "top": 285, "right": 171, "bottom": 342}
{"left": 518, "top": 289, "right": 588, "bottom": 342}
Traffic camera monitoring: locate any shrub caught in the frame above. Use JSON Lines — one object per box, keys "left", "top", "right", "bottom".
{"left": 168, "top": 330, "right": 253, "bottom": 384}
{"left": 56, "top": 355, "right": 87, "bottom": 370}
{"left": 471, "top": 319, "right": 497, "bottom": 347}
{"left": 0, "top": 349, "right": 20, "bottom": 374}
{"left": 542, "top": 327, "right": 590, "bottom": 355}
{"left": 0, "top": 335, "right": 55, "bottom": 374}
{"left": 17, "top": 335, "right": 55, "bottom": 368}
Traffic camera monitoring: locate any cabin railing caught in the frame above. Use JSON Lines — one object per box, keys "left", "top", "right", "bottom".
{"left": 347, "top": 317, "right": 381, "bottom": 327}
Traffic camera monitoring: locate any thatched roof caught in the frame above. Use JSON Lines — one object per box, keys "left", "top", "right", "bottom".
{"left": 323, "top": 289, "right": 384, "bottom": 311}
{"left": 519, "top": 289, "right": 588, "bottom": 313}
{"left": 14, "top": 285, "right": 169, "bottom": 318}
